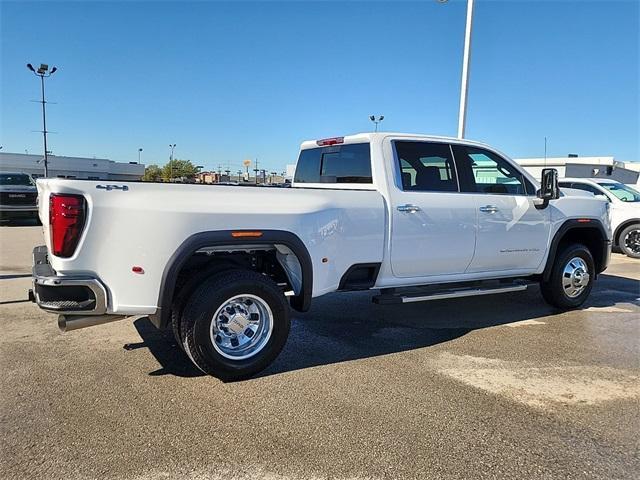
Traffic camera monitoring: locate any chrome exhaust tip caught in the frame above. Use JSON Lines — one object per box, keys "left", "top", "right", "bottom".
{"left": 58, "top": 314, "right": 126, "bottom": 332}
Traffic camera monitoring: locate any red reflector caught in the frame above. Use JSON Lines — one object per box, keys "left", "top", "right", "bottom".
{"left": 577, "top": 218, "right": 591, "bottom": 223}
{"left": 316, "top": 137, "right": 344, "bottom": 146}
{"left": 231, "top": 231, "right": 263, "bottom": 238}
{"left": 132, "top": 266, "right": 144, "bottom": 274}
{"left": 49, "top": 194, "right": 86, "bottom": 258}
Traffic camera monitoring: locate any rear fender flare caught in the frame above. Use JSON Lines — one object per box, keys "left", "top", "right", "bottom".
{"left": 152, "top": 230, "right": 313, "bottom": 329}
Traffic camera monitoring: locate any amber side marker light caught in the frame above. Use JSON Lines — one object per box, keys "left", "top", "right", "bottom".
{"left": 231, "top": 231, "right": 263, "bottom": 238}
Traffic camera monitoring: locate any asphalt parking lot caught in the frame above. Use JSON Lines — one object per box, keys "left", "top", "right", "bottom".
{"left": 1, "top": 222, "right": 639, "bottom": 480}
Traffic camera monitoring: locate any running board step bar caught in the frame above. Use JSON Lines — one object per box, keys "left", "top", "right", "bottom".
{"left": 372, "top": 283, "right": 528, "bottom": 305}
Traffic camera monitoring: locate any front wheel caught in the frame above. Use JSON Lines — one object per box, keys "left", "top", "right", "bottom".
{"left": 540, "top": 244, "right": 595, "bottom": 309}
{"left": 180, "top": 269, "right": 290, "bottom": 381}
{"left": 619, "top": 224, "right": 640, "bottom": 259}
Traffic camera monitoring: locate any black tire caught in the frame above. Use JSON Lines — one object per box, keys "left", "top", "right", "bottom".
{"left": 618, "top": 224, "right": 640, "bottom": 259}
{"left": 540, "top": 244, "right": 595, "bottom": 309}
{"left": 180, "top": 269, "right": 290, "bottom": 381}
{"left": 170, "top": 264, "right": 237, "bottom": 349}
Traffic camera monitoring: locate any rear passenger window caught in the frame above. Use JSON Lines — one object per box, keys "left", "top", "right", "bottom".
{"left": 394, "top": 141, "right": 458, "bottom": 192}
{"left": 294, "top": 143, "right": 372, "bottom": 184}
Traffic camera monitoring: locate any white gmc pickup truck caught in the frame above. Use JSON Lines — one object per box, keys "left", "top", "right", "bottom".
{"left": 31, "top": 133, "right": 612, "bottom": 380}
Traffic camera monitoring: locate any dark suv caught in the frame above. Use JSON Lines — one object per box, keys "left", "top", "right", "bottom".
{"left": 0, "top": 172, "right": 39, "bottom": 223}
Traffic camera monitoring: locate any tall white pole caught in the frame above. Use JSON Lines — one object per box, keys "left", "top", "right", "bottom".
{"left": 457, "top": 0, "right": 474, "bottom": 139}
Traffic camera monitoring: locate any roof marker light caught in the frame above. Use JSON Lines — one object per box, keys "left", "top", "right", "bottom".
{"left": 316, "top": 137, "right": 344, "bottom": 146}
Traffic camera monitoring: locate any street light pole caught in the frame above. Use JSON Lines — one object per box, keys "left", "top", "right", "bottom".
{"left": 369, "top": 115, "right": 384, "bottom": 132}
{"left": 138, "top": 148, "right": 143, "bottom": 163}
{"left": 457, "top": 0, "right": 474, "bottom": 139}
{"left": 169, "top": 144, "right": 176, "bottom": 182}
{"left": 437, "top": 0, "right": 474, "bottom": 138}
{"left": 27, "top": 63, "right": 57, "bottom": 177}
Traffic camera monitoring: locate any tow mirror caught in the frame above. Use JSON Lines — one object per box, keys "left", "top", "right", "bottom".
{"left": 535, "top": 168, "right": 559, "bottom": 209}
{"left": 538, "top": 168, "right": 559, "bottom": 200}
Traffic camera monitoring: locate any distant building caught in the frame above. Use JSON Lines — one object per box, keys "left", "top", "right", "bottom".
{"left": 515, "top": 156, "right": 640, "bottom": 185}
{"left": 195, "top": 171, "right": 220, "bottom": 184}
{"left": 0, "top": 152, "right": 145, "bottom": 181}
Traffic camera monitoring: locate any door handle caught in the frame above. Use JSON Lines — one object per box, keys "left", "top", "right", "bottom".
{"left": 479, "top": 205, "right": 499, "bottom": 213}
{"left": 397, "top": 204, "right": 421, "bottom": 213}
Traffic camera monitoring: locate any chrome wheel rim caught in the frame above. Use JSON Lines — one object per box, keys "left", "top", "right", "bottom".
{"left": 623, "top": 228, "right": 640, "bottom": 255}
{"left": 210, "top": 294, "right": 273, "bottom": 360}
{"left": 562, "top": 257, "right": 590, "bottom": 298}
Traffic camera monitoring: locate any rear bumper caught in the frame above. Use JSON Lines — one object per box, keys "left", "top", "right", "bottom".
{"left": 1, "top": 205, "right": 38, "bottom": 214}
{"left": 31, "top": 245, "right": 108, "bottom": 315}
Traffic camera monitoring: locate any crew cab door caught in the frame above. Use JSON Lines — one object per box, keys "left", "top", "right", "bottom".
{"left": 388, "top": 141, "right": 476, "bottom": 277}
{"left": 451, "top": 145, "right": 550, "bottom": 273}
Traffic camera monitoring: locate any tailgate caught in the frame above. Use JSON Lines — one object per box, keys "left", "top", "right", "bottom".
{"left": 35, "top": 179, "right": 52, "bottom": 251}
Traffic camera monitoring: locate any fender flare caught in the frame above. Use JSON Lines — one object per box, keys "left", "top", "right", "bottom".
{"left": 542, "top": 219, "right": 610, "bottom": 282}
{"left": 151, "top": 230, "right": 313, "bottom": 329}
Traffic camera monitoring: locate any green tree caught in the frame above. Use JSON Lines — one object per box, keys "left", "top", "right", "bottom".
{"left": 162, "top": 159, "right": 200, "bottom": 182}
{"left": 142, "top": 164, "right": 163, "bottom": 182}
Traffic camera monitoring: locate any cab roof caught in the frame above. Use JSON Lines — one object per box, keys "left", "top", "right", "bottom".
{"left": 300, "top": 132, "right": 497, "bottom": 151}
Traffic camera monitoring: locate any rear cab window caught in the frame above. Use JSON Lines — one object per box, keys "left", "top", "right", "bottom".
{"left": 294, "top": 143, "right": 372, "bottom": 185}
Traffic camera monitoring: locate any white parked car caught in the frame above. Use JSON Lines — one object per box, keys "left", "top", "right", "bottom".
{"left": 31, "top": 133, "right": 611, "bottom": 380}
{"left": 559, "top": 178, "right": 640, "bottom": 258}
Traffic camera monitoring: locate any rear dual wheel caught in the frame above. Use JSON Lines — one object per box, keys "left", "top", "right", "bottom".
{"left": 179, "top": 269, "right": 290, "bottom": 381}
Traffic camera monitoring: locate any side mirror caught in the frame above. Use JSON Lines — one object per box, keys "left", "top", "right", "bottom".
{"left": 538, "top": 168, "right": 560, "bottom": 200}
{"left": 535, "top": 168, "right": 559, "bottom": 209}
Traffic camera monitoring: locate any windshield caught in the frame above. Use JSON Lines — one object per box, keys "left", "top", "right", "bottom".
{"left": 597, "top": 182, "right": 640, "bottom": 202}
{"left": 0, "top": 173, "right": 35, "bottom": 186}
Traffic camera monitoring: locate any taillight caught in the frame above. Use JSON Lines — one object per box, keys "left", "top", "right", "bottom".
{"left": 49, "top": 194, "right": 86, "bottom": 258}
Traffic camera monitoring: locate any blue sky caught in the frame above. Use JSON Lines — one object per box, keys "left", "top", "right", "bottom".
{"left": 1, "top": 0, "right": 638, "bottom": 172}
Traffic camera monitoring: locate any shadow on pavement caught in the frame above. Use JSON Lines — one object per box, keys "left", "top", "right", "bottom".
{"left": 131, "top": 272, "right": 638, "bottom": 380}
{"left": 130, "top": 319, "right": 203, "bottom": 377}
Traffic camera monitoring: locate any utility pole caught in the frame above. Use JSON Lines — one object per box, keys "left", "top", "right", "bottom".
{"left": 254, "top": 159, "right": 259, "bottom": 185}
{"left": 27, "top": 63, "right": 57, "bottom": 177}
